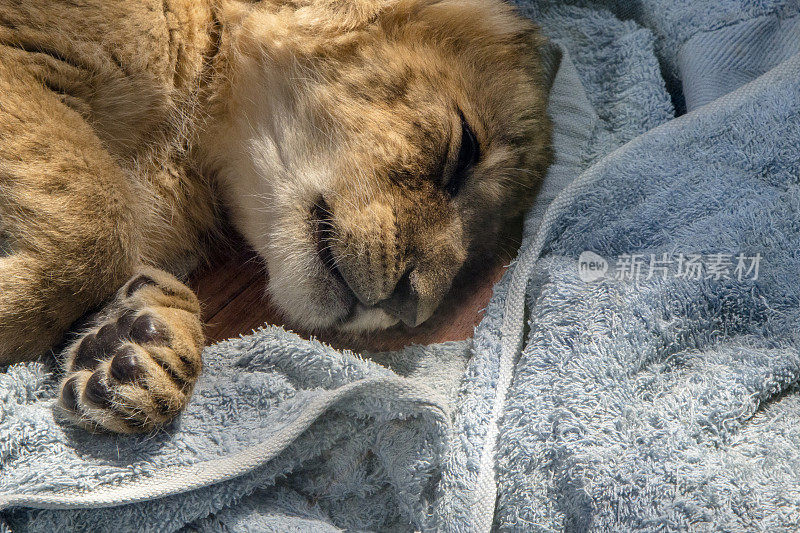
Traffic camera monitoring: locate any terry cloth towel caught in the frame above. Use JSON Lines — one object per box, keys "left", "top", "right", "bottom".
{"left": 3, "top": 0, "right": 800, "bottom": 531}
{"left": 489, "top": 53, "right": 800, "bottom": 531}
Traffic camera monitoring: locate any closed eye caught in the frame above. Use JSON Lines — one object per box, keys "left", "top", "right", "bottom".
{"left": 446, "top": 111, "right": 480, "bottom": 197}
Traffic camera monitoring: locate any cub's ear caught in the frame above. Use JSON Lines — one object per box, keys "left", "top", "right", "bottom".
{"left": 217, "top": 0, "right": 405, "bottom": 61}
{"left": 237, "top": 0, "right": 408, "bottom": 32}
{"left": 293, "top": 0, "right": 402, "bottom": 32}
{"left": 219, "top": 0, "right": 411, "bottom": 55}
{"left": 518, "top": 25, "right": 561, "bottom": 95}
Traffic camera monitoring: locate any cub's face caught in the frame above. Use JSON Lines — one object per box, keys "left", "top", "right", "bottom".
{"left": 208, "top": 0, "right": 552, "bottom": 333}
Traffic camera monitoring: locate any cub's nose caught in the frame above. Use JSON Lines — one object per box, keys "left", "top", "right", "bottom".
{"left": 377, "top": 269, "right": 424, "bottom": 327}
{"left": 311, "top": 198, "right": 435, "bottom": 327}
{"left": 346, "top": 267, "right": 430, "bottom": 328}
{"left": 312, "top": 195, "right": 449, "bottom": 329}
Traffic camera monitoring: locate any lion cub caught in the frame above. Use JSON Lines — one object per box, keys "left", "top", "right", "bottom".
{"left": 0, "top": 0, "right": 552, "bottom": 433}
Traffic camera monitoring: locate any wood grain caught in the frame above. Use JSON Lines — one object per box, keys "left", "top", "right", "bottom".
{"left": 189, "top": 236, "right": 513, "bottom": 352}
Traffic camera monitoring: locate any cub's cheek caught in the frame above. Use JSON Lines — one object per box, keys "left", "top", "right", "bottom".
{"left": 263, "top": 252, "right": 354, "bottom": 330}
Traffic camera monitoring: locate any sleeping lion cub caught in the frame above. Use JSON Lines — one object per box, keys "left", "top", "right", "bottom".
{"left": 0, "top": 0, "right": 552, "bottom": 432}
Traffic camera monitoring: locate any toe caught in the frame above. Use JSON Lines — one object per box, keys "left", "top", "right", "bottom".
{"left": 116, "top": 309, "right": 137, "bottom": 332}
{"left": 129, "top": 314, "right": 167, "bottom": 345}
{"left": 85, "top": 371, "right": 114, "bottom": 408}
{"left": 109, "top": 346, "right": 143, "bottom": 383}
{"left": 60, "top": 376, "right": 80, "bottom": 411}
{"left": 72, "top": 334, "right": 104, "bottom": 370}
{"left": 96, "top": 323, "right": 124, "bottom": 349}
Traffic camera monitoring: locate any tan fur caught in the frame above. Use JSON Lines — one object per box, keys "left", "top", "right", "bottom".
{"left": 0, "top": 0, "right": 552, "bottom": 432}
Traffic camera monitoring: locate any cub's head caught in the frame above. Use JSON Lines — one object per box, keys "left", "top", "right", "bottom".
{"left": 204, "top": 0, "right": 553, "bottom": 333}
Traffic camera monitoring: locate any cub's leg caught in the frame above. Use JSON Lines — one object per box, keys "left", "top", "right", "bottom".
{"left": 0, "top": 61, "right": 136, "bottom": 363}
{"left": 0, "top": 61, "right": 204, "bottom": 432}
{"left": 59, "top": 268, "right": 204, "bottom": 433}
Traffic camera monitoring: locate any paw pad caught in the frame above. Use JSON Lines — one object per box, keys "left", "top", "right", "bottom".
{"left": 109, "top": 346, "right": 143, "bottom": 383}
{"left": 71, "top": 312, "right": 162, "bottom": 370}
{"left": 116, "top": 309, "right": 137, "bottom": 331}
{"left": 96, "top": 323, "right": 124, "bottom": 349}
{"left": 61, "top": 377, "right": 80, "bottom": 411}
{"left": 85, "top": 372, "right": 113, "bottom": 407}
{"left": 73, "top": 334, "right": 104, "bottom": 370}
{"left": 129, "top": 314, "right": 167, "bottom": 345}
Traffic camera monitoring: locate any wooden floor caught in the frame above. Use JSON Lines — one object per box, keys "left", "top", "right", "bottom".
{"left": 189, "top": 238, "right": 513, "bottom": 353}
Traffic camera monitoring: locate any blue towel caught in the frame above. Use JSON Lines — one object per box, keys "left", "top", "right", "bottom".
{"left": 2, "top": 0, "right": 800, "bottom": 531}
{"left": 488, "top": 52, "right": 800, "bottom": 532}
{"left": 438, "top": 1, "right": 800, "bottom": 530}
{"left": 0, "top": 333, "right": 469, "bottom": 531}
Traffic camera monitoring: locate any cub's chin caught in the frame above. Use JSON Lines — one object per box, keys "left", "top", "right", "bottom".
{"left": 337, "top": 305, "right": 401, "bottom": 333}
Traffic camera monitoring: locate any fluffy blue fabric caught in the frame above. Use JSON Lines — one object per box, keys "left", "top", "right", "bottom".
{"left": 2, "top": 0, "right": 799, "bottom": 531}
{"left": 0, "top": 333, "right": 468, "bottom": 532}
{"left": 491, "top": 52, "right": 800, "bottom": 532}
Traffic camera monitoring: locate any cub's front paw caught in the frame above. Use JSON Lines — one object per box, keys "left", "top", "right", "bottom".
{"left": 58, "top": 269, "right": 204, "bottom": 433}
